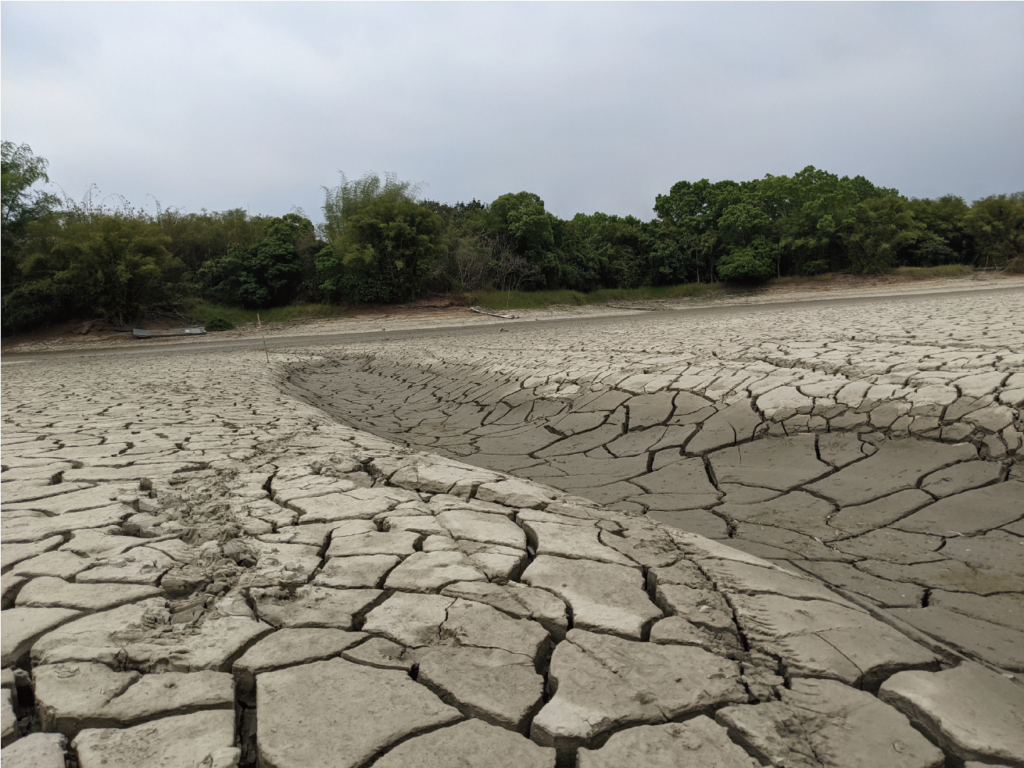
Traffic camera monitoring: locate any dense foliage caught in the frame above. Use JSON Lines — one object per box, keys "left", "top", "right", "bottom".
{"left": 3, "top": 140, "right": 1022, "bottom": 335}
{"left": 317, "top": 173, "right": 441, "bottom": 303}
{"left": 197, "top": 214, "right": 313, "bottom": 308}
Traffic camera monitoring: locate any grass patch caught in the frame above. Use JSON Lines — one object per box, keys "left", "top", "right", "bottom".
{"left": 187, "top": 301, "right": 351, "bottom": 328}
{"left": 204, "top": 316, "right": 235, "bottom": 332}
{"left": 473, "top": 282, "right": 725, "bottom": 311}
{"left": 587, "top": 283, "right": 726, "bottom": 302}
{"left": 768, "top": 266, "right": 976, "bottom": 285}
{"left": 890, "top": 265, "right": 974, "bottom": 279}
{"left": 473, "top": 289, "right": 587, "bottom": 310}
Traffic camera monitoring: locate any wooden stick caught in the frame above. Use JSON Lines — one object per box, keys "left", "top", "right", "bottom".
{"left": 257, "top": 313, "right": 270, "bottom": 363}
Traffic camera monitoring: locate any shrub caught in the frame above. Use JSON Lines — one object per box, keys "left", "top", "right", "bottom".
{"left": 198, "top": 217, "right": 306, "bottom": 309}
{"left": 2, "top": 214, "right": 179, "bottom": 334}
{"left": 717, "top": 242, "right": 775, "bottom": 283}
{"left": 204, "top": 316, "right": 235, "bottom": 332}
{"left": 317, "top": 196, "right": 441, "bottom": 303}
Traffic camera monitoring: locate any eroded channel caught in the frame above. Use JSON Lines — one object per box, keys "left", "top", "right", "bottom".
{"left": 279, "top": 293, "right": 1024, "bottom": 678}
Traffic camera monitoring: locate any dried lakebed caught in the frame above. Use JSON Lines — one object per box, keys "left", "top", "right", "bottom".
{"left": 2, "top": 286, "right": 1023, "bottom": 768}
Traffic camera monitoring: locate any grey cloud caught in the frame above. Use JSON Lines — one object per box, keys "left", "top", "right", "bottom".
{"left": 2, "top": 3, "right": 1021, "bottom": 222}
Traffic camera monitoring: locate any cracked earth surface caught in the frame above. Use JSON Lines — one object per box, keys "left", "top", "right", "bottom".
{"left": 2, "top": 286, "right": 1023, "bottom": 768}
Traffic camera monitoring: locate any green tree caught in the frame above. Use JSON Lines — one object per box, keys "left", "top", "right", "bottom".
{"left": 718, "top": 200, "right": 773, "bottom": 248}
{"left": 321, "top": 172, "right": 419, "bottom": 250}
{"left": 2, "top": 142, "right": 61, "bottom": 293}
{"left": 758, "top": 167, "right": 859, "bottom": 275}
{"left": 487, "top": 192, "right": 554, "bottom": 257}
{"left": 905, "top": 195, "right": 971, "bottom": 266}
{"left": 561, "top": 212, "right": 646, "bottom": 289}
{"left": 754, "top": 167, "right": 902, "bottom": 275}
{"left": 317, "top": 173, "right": 441, "bottom": 303}
{"left": 963, "top": 193, "right": 1024, "bottom": 269}
{"left": 654, "top": 179, "right": 737, "bottom": 235}
{"left": 3, "top": 214, "right": 179, "bottom": 332}
{"left": 841, "top": 197, "right": 925, "bottom": 274}
{"left": 486, "top": 192, "right": 557, "bottom": 285}
{"left": 715, "top": 199, "right": 779, "bottom": 283}
{"left": 197, "top": 215, "right": 309, "bottom": 308}
{"left": 652, "top": 179, "right": 739, "bottom": 283}
{"left": 548, "top": 217, "right": 604, "bottom": 292}
{"left": 716, "top": 238, "right": 777, "bottom": 282}
{"left": 155, "top": 207, "right": 269, "bottom": 273}
{"left": 420, "top": 199, "right": 491, "bottom": 293}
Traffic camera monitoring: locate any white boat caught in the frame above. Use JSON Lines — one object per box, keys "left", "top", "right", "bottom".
{"left": 133, "top": 327, "right": 206, "bottom": 338}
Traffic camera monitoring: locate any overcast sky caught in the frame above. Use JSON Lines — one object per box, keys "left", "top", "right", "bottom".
{"left": 3, "top": 2, "right": 1022, "bottom": 223}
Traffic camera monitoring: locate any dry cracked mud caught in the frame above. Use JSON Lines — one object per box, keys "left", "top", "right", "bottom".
{"left": 2, "top": 286, "right": 1023, "bottom": 768}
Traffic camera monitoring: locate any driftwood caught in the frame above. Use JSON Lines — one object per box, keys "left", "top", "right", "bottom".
{"left": 470, "top": 306, "right": 518, "bottom": 320}
{"left": 133, "top": 327, "right": 206, "bottom": 339}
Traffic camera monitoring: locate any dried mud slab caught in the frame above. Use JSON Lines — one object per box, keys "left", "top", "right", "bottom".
{"left": 2, "top": 286, "right": 1021, "bottom": 767}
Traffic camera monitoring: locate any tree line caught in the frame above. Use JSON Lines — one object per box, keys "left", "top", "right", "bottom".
{"left": 2, "top": 140, "right": 1022, "bottom": 334}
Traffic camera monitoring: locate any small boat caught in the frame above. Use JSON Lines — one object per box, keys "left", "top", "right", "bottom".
{"left": 133, "top": 327, "right": 207, "bottom": 339}
{"left": 470, "top": 306, "right": 518, "bottom": 320}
